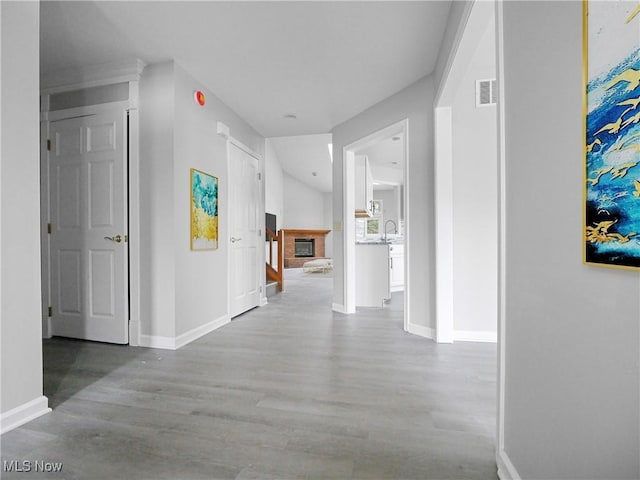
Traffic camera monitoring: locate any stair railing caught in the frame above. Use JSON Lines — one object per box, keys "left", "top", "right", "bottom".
{"left": 266, "top": 228, "right": 283, "bottom": 292}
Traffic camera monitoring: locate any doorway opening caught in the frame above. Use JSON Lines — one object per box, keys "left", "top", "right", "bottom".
{"left": 342, "top": 119, "right": 408, "bottom": 331}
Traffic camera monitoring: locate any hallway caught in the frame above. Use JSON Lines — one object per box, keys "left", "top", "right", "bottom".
{"left": 1, "top": 269, "right": 497, "bottom": 479}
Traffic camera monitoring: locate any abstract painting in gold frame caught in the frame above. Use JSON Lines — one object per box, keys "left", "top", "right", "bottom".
{"left": 584, "top": 1, "right": 640, "bottom": 268}
{"left": 190, "top": 168, "right": 218, "bottom": 250}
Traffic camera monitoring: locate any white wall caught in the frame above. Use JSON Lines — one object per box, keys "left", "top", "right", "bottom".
{"left": 332, "top": 76, "right": 434, "bottom": 329}
{"left": 140, "top": 62, "right": 176, "bottom": 339}
{"left": 174, "top": 63, "right": 263, "bottom": 337}
{"left": 373, "top": 188, "right": 400, "bottom": 234}
{"left": 500, "top": 2, "right": 639, "bottom": 478}
{"left": 451, "top": 17, "right": 497, "bottom": 339}
{"left": 265, "top": 138, "right": 284, "bottom": 228}
{"left": 323, "top": 192, "right": 333, "bottom": 258}
{"left": 282, "top": 172, "right": 327, "bottom": 230}
{"left": 434, "top": 1, "right": 473, "bottom": 101}
{"left": 1, "top": 1, "right": 49, "bottom": 425}
{"left": 140, "top": 61, "right": 264, "bottom": 343}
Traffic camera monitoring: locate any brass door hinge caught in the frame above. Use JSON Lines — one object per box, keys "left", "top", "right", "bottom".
{"left": 47, "top": 139, "right": 51, "bottom": 151}
{"left": 47, "top": 223, "right": 52, "bottom": 234}
{"left": 257, "top": 173, "right": 262, "bottom": 181}
{"left": 48, "top": 306, "right": 52, "bottom": 317}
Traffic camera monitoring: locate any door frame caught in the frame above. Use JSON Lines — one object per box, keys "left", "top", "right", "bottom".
{"left": 221, "top": 130, "right": 266, "bottom": 317}
{"left": 342, "top": 119, "right": 409, "bottom": 331}
{"left": 40, "top": 87, "right": 141, "bottom": 345}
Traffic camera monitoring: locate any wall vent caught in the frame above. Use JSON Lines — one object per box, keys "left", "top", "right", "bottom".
{"left": 476, "top": 79, "right": 497, "bottom": 107}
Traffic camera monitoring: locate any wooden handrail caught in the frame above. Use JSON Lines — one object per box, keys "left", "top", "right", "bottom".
{"left": 266, "top": 228, "right": 283, "bottom": 292}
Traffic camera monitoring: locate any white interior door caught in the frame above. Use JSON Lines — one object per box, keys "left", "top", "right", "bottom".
{"left": 49, "top": 109, "right": 128, "bottom": 344}
{"left": 229, "top": 143, "right": 260, "bottom": 318}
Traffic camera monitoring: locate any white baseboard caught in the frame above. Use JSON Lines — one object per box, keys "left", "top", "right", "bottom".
{"left": 128, "top": 319, "right": 140, "bottom": 347}
{"left": 174, "top": 315, "right": 229, "bottom": 350}
{"left": 139, "top": 315, "right": 230, "bottom": 350}
{"left": 139, "top": 334, "right": 176, "bottom": 350}
{"left": 454, "top": 330, "right": 498, "bottom": 343}
{"left": 497, "top": 449, "right": 521, "bottom": 480}
{"left": 260, "top": 296, "right": 268, "bottom": 306}
{"left": 332, "top": 303, "right": 346, "bottom": 314}
{"left": 1, "top": 396, "right": 51, "bottom": 435}
{"left": 407, "top": 322, "right": 435, "bottom": 340}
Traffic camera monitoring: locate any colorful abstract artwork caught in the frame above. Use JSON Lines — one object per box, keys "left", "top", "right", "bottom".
{"left": 190, "top": 168, "right": 218, "bottom": 250}
{"left": 585, "top": 1, "right": 640, "bottom": 268}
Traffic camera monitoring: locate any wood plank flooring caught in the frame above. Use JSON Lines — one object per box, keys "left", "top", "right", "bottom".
{"left": 1, "top": 269, "right": 497, "bottom": 479}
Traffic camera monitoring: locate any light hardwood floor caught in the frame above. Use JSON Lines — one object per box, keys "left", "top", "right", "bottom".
{"left": 1, "top": 269, "right": 497, "bottom": 479}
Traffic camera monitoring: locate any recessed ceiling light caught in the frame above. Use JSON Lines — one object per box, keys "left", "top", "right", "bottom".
{"left": 283, "top": 114, "right": 297, "bottom": 119}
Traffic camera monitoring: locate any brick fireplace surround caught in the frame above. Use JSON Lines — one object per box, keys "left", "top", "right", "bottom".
{"left": 282, "top": 229, "right": 331, "bottom": 268}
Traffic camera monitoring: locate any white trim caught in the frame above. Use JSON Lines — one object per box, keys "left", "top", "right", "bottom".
{"left": 41, "top": 100, "right": 139, "bottom": 346}
{"left": 402, "top": 122, "right": 410, "bottom": 332}
{"left": 406, "top": 321, "right": 435, "bottom": 340}
{"left": 343, "top": 148, "right": 356, "bottom": 314}
{"left": 139, "top": 315, "right": 231, "bottom": 350}
{"left": 342, "top": 119, "right": 409, "bottom": 323}
{"left": 138, "top": 334, "right": 177, "bottom": 350}
{"left": 332, "top": 303, "right": 347, "bottom": 314}
{"left": 497, "top": 449, "right": 521, "bottom": 480}
{"left": 175, "top": 315, "right": 230, "bottom": 350}
{"left": 1, "top": 396, "right": 51, "bottom": 435}
{"left": 41, "top": 59, "right": 146, "bottom": 94}
{"left": 42, "top": 101, "right": 130, "bottom": 122}
{"left": 496, "top": 0, "right": 508, "bottom": 466}
{"left": 228, "top": 135, "right": 261, "bottom": 162}
{"left": 454, "top": 330, "right": 497, "bottom": 343}
{"left": 223, "top": 131, "right": 263, "bottom": 320}
{"left": 434, "top": 106, "right": 454, "bottom": 343}
{"left": 40, "top": 115, "right": 52, "bottom": 339}
{"left": 127, "top": 105, "right": 141, "bottom": 347}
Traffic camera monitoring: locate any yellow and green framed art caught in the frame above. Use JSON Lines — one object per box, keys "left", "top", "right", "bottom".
{"left": 190, "top": 168, "right": 218, "bottom": 251}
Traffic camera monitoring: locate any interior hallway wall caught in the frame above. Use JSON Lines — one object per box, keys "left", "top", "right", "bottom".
{"left": 373, "top": 189, "right": 400, "bottom": 234}
{"left": 500, "top": 2, "right": 639, "bottom": 478}
{"left": 332, "top": 76, "right": 434, "bottom": 330}
{"left": 451, "top": 15, "right": 497, "bottom": 340}
{"left": 265, "top": 138, "right": 284, "bottom": 229}
{"left": 1, "top": 0, "right": 48, "bottom": 426}
{"left": 282, "top": 172, "right": 328, "bottom": 231}
{"left": 140, "top": 62, "right": 176, "bottom": 340}
{"left": 140, "top": 61, "right": 264, "bottom": 344}
{"left": 323, "top": 192, "right": 333, "bottom": 259}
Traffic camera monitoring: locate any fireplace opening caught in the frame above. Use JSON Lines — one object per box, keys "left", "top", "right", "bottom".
{"left": 294, "top": 239, "right": 315, "bottom": 257}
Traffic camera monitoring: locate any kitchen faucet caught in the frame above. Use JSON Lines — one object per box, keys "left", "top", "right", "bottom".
{"left": 384, "top": 220, "right": 397, "bottom": 242}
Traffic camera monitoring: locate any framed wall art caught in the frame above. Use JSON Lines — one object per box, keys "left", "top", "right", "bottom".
{"left": 190, "top": 168, "right": 218, "bottom": 250}
{"left": 585, "top": 1, "right": 640, "bottom": 268}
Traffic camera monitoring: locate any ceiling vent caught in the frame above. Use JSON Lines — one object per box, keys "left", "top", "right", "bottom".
{"left": 476, "top": 79, "right": 497, "bottom": 107}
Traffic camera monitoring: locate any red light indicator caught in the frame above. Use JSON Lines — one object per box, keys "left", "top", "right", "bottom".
{"left": 194, "top": 90, "right": 206, "bottom": 106}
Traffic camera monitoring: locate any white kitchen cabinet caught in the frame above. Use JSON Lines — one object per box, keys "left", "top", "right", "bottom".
{"left": 355, "top": 243, "right": 390, "bottom": 307}
{"left": 354, "top": 155, "right": 374, "bottom": 217}
{"left": 389, "top": 244, "right": 404, "bottom": 292}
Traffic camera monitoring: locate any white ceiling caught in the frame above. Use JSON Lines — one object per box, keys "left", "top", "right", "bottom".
{"left": 269, "top": 134, "right": 333, "bottom": 193}
{"left": 40, "top": 1, "right": 452, "bottom": 138}
{"left": 359, "top": 133, "right": 405, "bottom": 188}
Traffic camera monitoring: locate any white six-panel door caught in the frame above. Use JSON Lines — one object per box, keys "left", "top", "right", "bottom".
{"left": 49, "top": 110, "right": 128, "bottom": 344}
{"left": 229, "top": 143, "right": 261, "bottom": 318}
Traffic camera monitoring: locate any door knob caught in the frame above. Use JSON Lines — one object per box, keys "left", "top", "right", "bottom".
{"left": 230, "top": 237, "right": 242, "bottom": 243}
{"left": 104, "top": 235, "right": 122, "bottom": 243}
